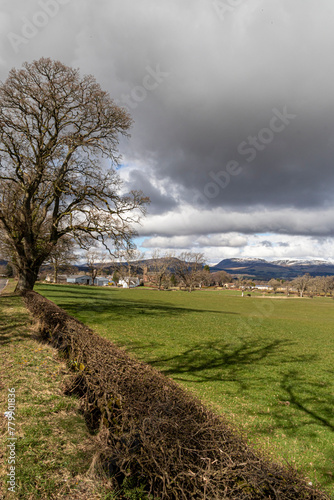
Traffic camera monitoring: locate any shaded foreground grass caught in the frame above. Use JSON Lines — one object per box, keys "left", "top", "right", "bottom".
{"left": 37, "top": 284, "right": 334, "bottom": 497}
{"left": 0, "top": 284, "right": 119, "bottom": 499}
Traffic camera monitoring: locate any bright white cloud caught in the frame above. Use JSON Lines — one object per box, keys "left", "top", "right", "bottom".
{"left": 139, "top": 232, "right": 334, "bottom": 265}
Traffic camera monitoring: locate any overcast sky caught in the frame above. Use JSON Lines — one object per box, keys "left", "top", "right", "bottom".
{"left": 1, "top": 0, "right": 334, "bottom": 263}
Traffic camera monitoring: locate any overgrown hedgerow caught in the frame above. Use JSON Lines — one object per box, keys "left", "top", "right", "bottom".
{"left": 23, "top": 290, "right": 330, "bottom": 500}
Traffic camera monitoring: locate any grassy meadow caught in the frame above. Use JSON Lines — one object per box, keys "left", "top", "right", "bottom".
{"left": 36, "top": 284, "right": 334, "bottom": 496}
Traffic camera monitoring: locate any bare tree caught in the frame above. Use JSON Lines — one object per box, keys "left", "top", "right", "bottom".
{"left": 85, "top": 249, "right": 109, "bottom": 285}
{"left": 150, "top": 250, "right": 174, "bottom": 290}
{"left": 197, "top": 265, "right": 212, "bottom": 288}
{"left": 125, "top": 247, "right": 145, "bottom": 277}
{"left": 0, "top": 58, "right": 148, "bottom": 293}
{"left": 306, "top": 277, "right": 317, "bottom": 298}
{"left": 317, "top": 275, "right": 334, "bottom": 296}
{"left": 211, "top": 270, "right": 232, "bottom": 286}
{"left": 116, "top": 247, "right": 143, "bottom": 280}
{"left": 291, "top": 273, "right": 311, "bottom": 298}
{"left": 46, "top": 235, "right": 77, "bottom": 283}
{"left": 174, "top": 252, "right": 205, "bottom": 292}
{"left": 268, "top": 278, "right": 280, "bottom": 294}
{"left": 284, "top": 280, "right": 292, "bottom": 297}
{"left": 235, "top": 278, "right": 252, "bottom": 296}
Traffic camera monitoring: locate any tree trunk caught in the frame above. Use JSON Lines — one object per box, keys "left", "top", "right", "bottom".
{"left": 15, "top": 266, "right": 39, "bottom": 293}
{"left": 53, "top": 260, "right": 58, "bottom": 284}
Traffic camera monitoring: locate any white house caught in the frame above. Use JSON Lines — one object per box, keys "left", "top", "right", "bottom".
{"left": 118, "top": 277, "right": 140, "bottom": 289}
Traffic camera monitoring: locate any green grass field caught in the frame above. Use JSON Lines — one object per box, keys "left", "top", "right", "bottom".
{"left": 37, "top": 284, "right": 334, "bottom": 496}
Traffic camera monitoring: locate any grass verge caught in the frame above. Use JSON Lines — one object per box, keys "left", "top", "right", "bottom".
{"left": 0, "top": 285, "right": 117, "bottom": 499}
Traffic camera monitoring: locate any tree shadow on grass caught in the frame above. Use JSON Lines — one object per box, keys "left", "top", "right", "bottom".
{"left": 145, "top": 337, "right": 334, "bottom": 491}
{"left": 114, "top": 339, "right": 292, "bottom": 393}
{"left": 140, "top": 338, "right": 316, "bottom": 402}
{"left": 147, "top": 338, "right": 314, "bottom": 383}
{"left": 0, "top": 318, "right": 31, "bottom": 345}
{"left": 276, "top": 371, "right": 334, "bottom": 432}
{"left": 145, "top": 338, "right": 333, "bottom": 434}
{"left": 0, "top": 295, "right": 32, "bottom": 345}
{"left": 39, "top": 286, "right": 239, "bottom": 320}
{"left": 251, "top": 368, "right": 334, "bottom": 437}
{"left": 257, "top": 370, "right": 334, "bottom": 492}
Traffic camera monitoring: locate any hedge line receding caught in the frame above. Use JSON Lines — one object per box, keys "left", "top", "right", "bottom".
{"left": 24, "top": 291, "right": 330, "bottom": 500}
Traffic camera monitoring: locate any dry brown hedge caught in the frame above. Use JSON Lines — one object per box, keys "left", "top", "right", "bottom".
{"left": 24, "top": 290, "right": 330, "bottom": 500}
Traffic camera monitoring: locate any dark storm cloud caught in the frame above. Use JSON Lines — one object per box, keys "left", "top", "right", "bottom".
{"left": 84, "top": 0, "right": 334, "bottom": 225}
{"left": 124, "top": 169, "right": 178, "bottom": 215}
{"left": 1, "top": 0, "right": 334, "bottom": 245}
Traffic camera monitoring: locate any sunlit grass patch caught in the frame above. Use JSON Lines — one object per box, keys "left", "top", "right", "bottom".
{"left": 37, "top": 284, "right": 334, "bottom": 496}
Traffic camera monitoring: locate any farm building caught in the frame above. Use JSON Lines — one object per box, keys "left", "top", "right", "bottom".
{"left": 95, "top": 277, "right": 110, "bottom": 286}
{"left": 67, "top": 275, "right": 112, "bottom": 286}
{"left": 67, "top": 275, "right": 93, "bottom": 285}
{"left": 118, "top": 277, "right": 140, "bottom": 288}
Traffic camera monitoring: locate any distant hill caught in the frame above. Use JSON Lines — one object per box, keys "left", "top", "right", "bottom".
{"left": 6, "top": 256, "right": 334, "bottom": 282}
{"left": 40, "top": 257, "right": 185, "bottom": 276}
{"left": 210, "top": 258, "right": 334, "bottom": 280}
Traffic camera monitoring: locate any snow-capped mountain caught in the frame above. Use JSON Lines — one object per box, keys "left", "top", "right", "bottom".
{"left": 272, "top": 259, "right": 334, "bottom": 267}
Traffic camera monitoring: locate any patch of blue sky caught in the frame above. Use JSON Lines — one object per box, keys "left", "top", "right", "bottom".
{"left": 133, "top": 236, "right": 147, "bottom": 250}
{"left": 116, "top": 160, "right": 133, "bottom": 171}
